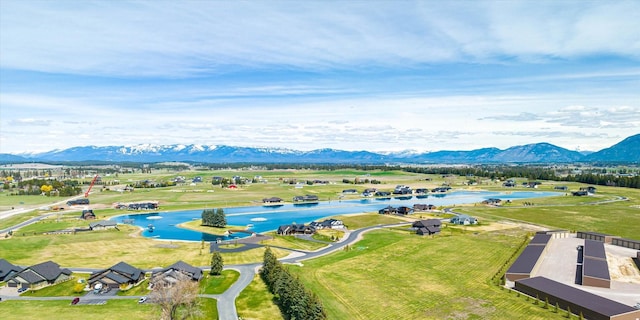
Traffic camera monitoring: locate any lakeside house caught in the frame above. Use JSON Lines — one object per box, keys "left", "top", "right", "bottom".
{"left": 150, "top": 261, "right": 203, "bottom": 287}
{"left": 449, "top": 214, "right": 478, "bottom": 225}
{"left": 413, "top": 219, "right": 441, "bottom": 236}
{"left": 309, "top": 219, "right": 345, "bottom": 229}
{"left": 277, "top": 224, "right": 316, "bottom": 235}
{"left": 0, "top": 259, "right": 23, "bottom": 282}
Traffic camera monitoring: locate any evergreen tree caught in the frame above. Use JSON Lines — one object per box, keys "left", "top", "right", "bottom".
{"left": 212, "top": 208, "right": 227, "bottom": 227}
{"left": 201, "top": 209, "right": 215, "bottom": 226}
{"left": 210, "top": 251, "right": 224, "bottom": 275}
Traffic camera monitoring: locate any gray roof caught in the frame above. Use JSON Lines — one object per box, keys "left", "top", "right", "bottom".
{"left": 162, "top": 260, "right": 203, "bottom": 280}
{"left": 529, "top": 234, "right": 551, "bottom": 245}
{"left": 0, "top": 259, "right": 22, "bottom": 280}
{"left": 89, "top": 220, "right": 118, "bottom": 228}
{"left": 516, "top": 277, "right": 636, "bottom": 317}
{"left": 29, "top": 261, "right": 71, "bottom": 281}
{"left": 506, "top": 245, "right": 546, "bottom": 274}
{"left": 110, "top": 261, "right": 143, "bottom": 280}
{"left": 583, "top": 240, "right": 606, "bottom": 259}
{"left": 583, "top": 257, "right": 611, "bottom": 280}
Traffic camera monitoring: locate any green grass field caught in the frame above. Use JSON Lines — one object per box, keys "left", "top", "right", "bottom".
{"left": 0, "top": 299, "right": 158, "bottom": 320}
{"left": 235, "top": 274, "right": 282, "bottom": 320}
{"left": 288, "top": 228, "right": 566, "bottom": 320}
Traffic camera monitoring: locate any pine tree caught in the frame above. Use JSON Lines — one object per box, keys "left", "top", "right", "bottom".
{"left": 210, "top": 251, "right": 224, "bottom": 275}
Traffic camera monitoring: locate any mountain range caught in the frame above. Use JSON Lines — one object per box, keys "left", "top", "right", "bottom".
{"left": 1, "top": 134, "right": 638, "bottom": 164}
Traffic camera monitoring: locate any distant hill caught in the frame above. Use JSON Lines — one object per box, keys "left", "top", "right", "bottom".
{"left": 3, "top": 134, "right": 639, "bottom": 164}
{"left": 585, "top": 134, "right": 640, "bottom": 162}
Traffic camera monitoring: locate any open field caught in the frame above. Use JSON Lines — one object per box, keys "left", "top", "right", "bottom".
{"left": 288, "top": 228, "right": 566, "bottom": 320}
{"left": 235, "top": 274, "right": 282, "bottom": 320}
{"left": 0, "top": 299, "right": 158, "bottom": 320}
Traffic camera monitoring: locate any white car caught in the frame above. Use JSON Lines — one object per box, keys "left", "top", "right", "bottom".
{"left": 138, "top": 296, "right": 147, "bottom": 304}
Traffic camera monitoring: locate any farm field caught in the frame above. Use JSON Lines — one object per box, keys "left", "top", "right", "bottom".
{"left": 288, "top": 228, "right": 566, "bottom": 320}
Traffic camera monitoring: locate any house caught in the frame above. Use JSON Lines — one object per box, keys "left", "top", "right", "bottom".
{"left": 374, "top": 191, "right": 391, "bottom": 196}
{"left": 80, "top": 209, "right": 96, "bottom": 220}
{"left": 262, "top": 197, "right": 283, "bottom": 204}
{"left": 393, "top": 185, "right": 412, "bottom": 194}
{"left": 413, "top": 204, "right": 437, "bottom": 211}
{"left": 127, "top": 201, "right": 159, "bottom": 210}
{"left": 524, "top": 181, "right": 541, "bottom": 188}
{"left": 482, "top": 198, "right": 502, "bottom": 206}
{"left": 67, "top": 198, "right": 90, "bottom": 206}
{"left": 396, "top": 206, "right": 414, "bottom": 215}
{"left": 342, "top": 189, "right": 358, "bottom": 194}
{"left": 363, "top": 188, "right": 377, "bottom": 194}
{"left": 449, "top": 214, "right": 478, "bottom": 225}
{"left": 413, "top": 219, "right": 442, "bottom": 235}
{"left": 378, "top": 206, "right": 397, "bottom": 214}
{"left": 277, "top": 224, "right": 316, "bottom": 235}
{"left": 0, "top": 259, "right": 23, "bottom": 282}
{"left": 89, "top": 220, "right": 119, "bottom": 230}
{"left": 572, "top": 190, "right": 589, "bottom": 196}
{"left": 580, "top": 186, "right": 597, "bottom": 194}
{"left": 88, "top": 261, "right": 145, "bottom": 290}
{"left": 502, "top": 180, "right": 516, "bottom": 187}
{"left": 431, "top": 187, "right": 451, "bottom": 193}
{"left": 192, "top": 176, "right": 203, "bottom": 183}
{"left": 415, "top": 188, "right": 429, "bottom": 194}
{"left": 309, "top": 219, "right": 345, "bottom": 229}
{"left": 150, "top": 261, "right": 202, "bottom": 288}
{"left": 292, "top": 195, "right": 319, "bottom": 203}
{"left": 6, "top": 261, "right": 72, "bottom": 290}
{"left": 554, "top": 186, "right": 568, "bottom": 191}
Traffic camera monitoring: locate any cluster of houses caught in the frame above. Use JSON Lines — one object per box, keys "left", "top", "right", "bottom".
{"left": 292, "top": 195, "right": 319, "bottom": 203}
{"left": 378, "top": 203, "right": 438, "bottom": 215}
{"left": 276, "top": 218, "right": 345, "bottom": 235}
{"left": 113, "top": 201, "right": 159, "bottom": 210}
{"left": 0, "top": 258, "right": 203, "bottom": 293}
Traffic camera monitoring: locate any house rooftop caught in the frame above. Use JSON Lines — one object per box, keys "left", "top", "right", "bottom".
{"left": 583, "top": 257, "right": 611, "bottom": 280}
{"left": 584, "top": 240, "right": 606, "bottom": 259}
{"left": 506, "top": 245, "right": 545, "bottom": 274}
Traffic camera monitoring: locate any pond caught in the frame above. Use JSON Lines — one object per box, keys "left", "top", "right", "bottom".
{"left": 116, "top": 190, "right": 560, "bottom": 241}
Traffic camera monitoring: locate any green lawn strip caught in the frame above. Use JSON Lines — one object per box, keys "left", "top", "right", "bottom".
{"left": 288, "top": 229, "right": 566, "bottom": 320}
{"left": 193, "top": 297, "right": 218, "bottom": 320}
{"left": 457, "top": 195, "right": 640, "bottom": 239}
{"left": 201, "top": 269, "right": 240, "bottom": 294}
{"left": 236, "top": 274, "right": 283, "bottom": 320}
{"left": 259, "top": 232, "right": 327, "bottom": 251}
{"left": 21, "top": 277, "right": 81, "bottom": 297}
{"left": 117, "top": 279, "right": 150, "bottom": 296}
{"left": 0, "top": 299, "right": 157, "bottom": 320}
{"left": 332, "top": 212, "right": 409, "bottom": 229}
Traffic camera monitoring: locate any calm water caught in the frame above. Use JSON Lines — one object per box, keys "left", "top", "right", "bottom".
{"left": 116, "top": 190, "right": 559, "bottom": 241}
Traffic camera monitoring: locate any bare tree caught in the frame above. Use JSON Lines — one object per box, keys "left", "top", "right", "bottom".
{"left": 149, "top": 272, "right": 202, "bottom": 320}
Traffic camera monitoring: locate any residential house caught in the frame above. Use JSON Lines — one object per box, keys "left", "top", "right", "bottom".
{"left": 397, "top": 206, "right": 414, "bottom": 215}
{"left": 262, "top": 197, "right": 283, "bottom": 204}
{"left": 431, "top": 187, "right": 451, "bottom": 193}
{"left": 554, "top": 186, "right": 568, "bottom": 191}
{"left": 572, "top": 190, "right": 589, "bottom": 196}
{"left": 6, "top": 261, "right": 72, "bottom": 290}
{"left": 374, "top": 191, "right": 391, "bottom": 196}
{"left": 378, "top": 206, "right": 397, "bottom": 214}
{"left": 88, "top": 261, "right": 145, "bottom": 290}
{"left": 502, "top": 180, "right": 516, "bottom": 187}
{"left": 393, "top": 185, "right": 412, "bottom": 194}
{"left": 150, "top": 261, "right": 202, "bottom": 288}
{"left": 414, "top": 188, "right": 429, "bottom": 194}
{"left": 80, "top": 209, "right": 96, "bottom": 220}
{"left": 415, "top": 219, "right": 441, "bottom": 236}
{"left": 192, "top": 176, "right": 203, "bottom": 183}
{"left": 342, "top": 189, "right": 358, "bottom": 194}
{"left": 482, "top": 198, "right": 502, "bottom": 206}
{"left": 413, "top": 204, "right": 437, "bottom": 211}
{"left": 292, "top": 195, "right": 319, "bottom": 203}
{"left": 277, "top": 224, "right": 316, "bottom": 235}
{"left": 309, "top": 219, "right": 345, "bottom": 229}
{"left": 0, "top": 259, "right": 22, "bottom": 281}
{"left": 450, "top": 214, "right": 478, "bottom": 225}
{"left": 580, "top": 186, "right": 597, "bottom": 194}
{"left": 89, "top": 220, "right": 119, "bottom": 230}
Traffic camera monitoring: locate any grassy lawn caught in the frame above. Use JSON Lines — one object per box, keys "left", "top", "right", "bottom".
{"left": 194, "top": 297, "right": 218, "bottom": 320}
{"left": 21, "top": 277, "right": 81, "bottom": 297}
{"left": 117, "top": 279, "right": 150, "bottom": 296}
{"left": 259, "top": 232, "right": 327, "bottom": 251}
{"left": 0, "top": 299, "right": 158, "bottom": 320}
{"left": 236, "top": 274, "right": 283, "bottom": 320}
{"left": 201, "top": 269, "right": 240, "bottom": 294}
{"left": 312, "top": 228, "right": 345, "bottom": 242}
{"left": 456, "top": 186, "right": 640, "bottom": 239}
{"left": 288, "top": 228, "right": 566, "bottom": 320}
{"left": 332, "top": 212, "right": 409, "bottom": 229}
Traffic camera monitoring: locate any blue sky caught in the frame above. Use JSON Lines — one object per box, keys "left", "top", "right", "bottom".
{"left": 1, "top": 1, "right": 639, "bottom": 154}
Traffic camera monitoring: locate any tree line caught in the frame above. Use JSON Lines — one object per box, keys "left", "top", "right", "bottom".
{"left": 261, "top": 248, "right": 327, "bottom": 320}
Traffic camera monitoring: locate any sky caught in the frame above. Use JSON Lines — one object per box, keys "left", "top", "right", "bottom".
{"left": 1, "top": 1, "right": 639, "bottom": 155}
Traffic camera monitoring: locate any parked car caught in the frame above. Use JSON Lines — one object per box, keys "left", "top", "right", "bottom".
{"left": 138, "top": 296, "right": 147, "bottom": 304}
{"left": 71, "top": 297, "right": 80, "bottom": 305}
{"left": 17, "top": 287, "right": 27, "bottom": 293}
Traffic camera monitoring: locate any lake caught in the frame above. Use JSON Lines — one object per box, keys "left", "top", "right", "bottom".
{"left": 116, "top": 190, "right": 560, "bottom": 241}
